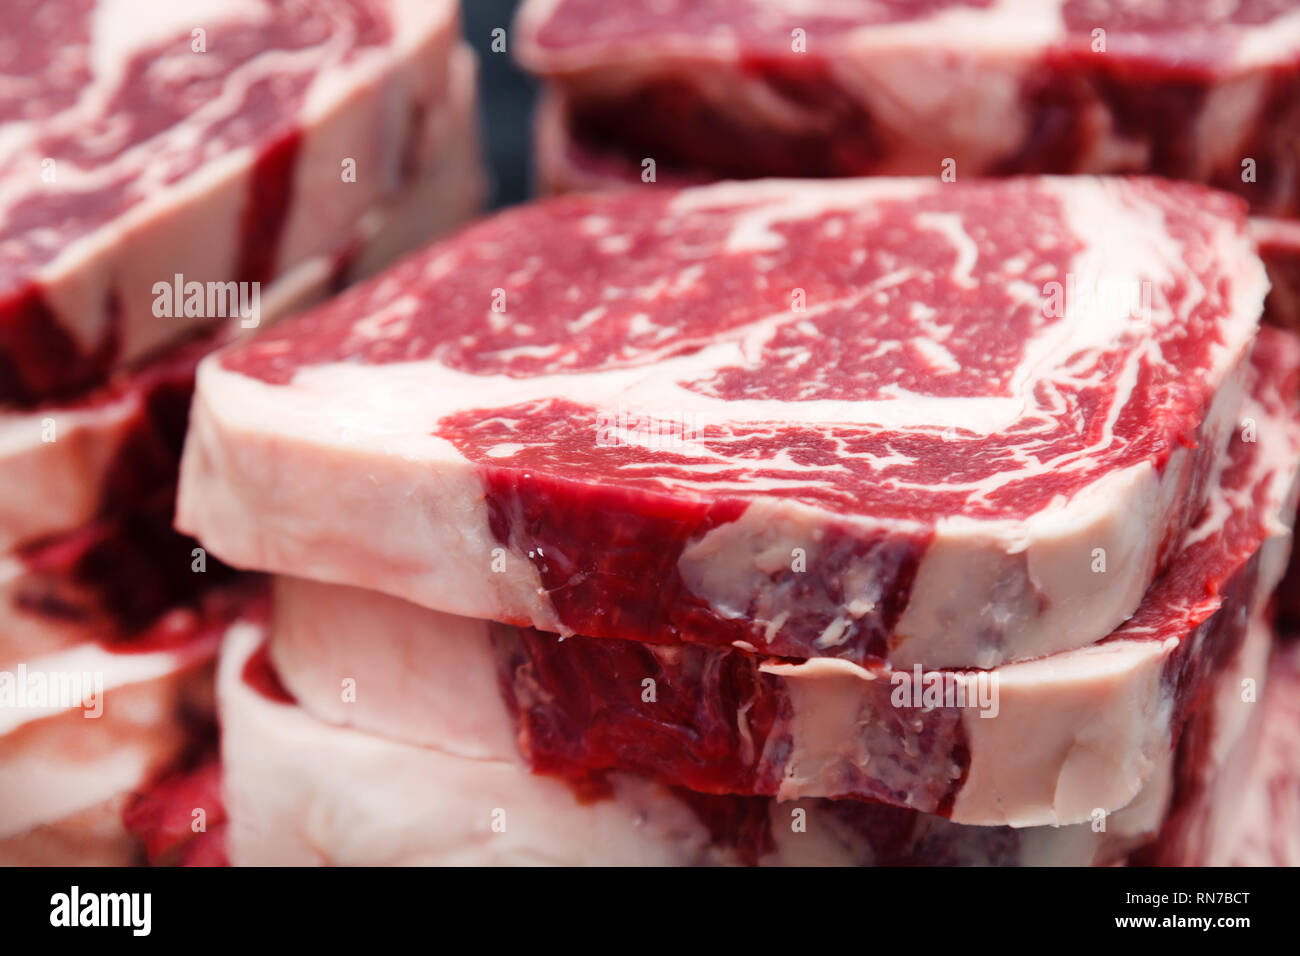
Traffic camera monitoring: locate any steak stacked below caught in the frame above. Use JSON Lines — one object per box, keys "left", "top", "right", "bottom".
{"left": 212, "top": 605, "right": 1282, "bottom": 865}
{"left": 176, "top": 176, "right": 1297, "bottom": 864}
{"left": 0, "top": 0, "right": 484, "bottom": 863}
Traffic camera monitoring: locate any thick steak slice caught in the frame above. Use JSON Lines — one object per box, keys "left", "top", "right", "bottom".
{"left": 490, "top": 330, "right": 1300, "bottom": 823}
{"left": 222, "top": 621, "right": 747, "bottom": 866}
{"left": 262, "top": 328, "right": 1300, "bottom": 825}
{"left": 181, "top": 176, "right": 1264, "bottom": 669}
{"left": 0, "top": 0, "right": 461, "bottom": 405}
{"left": 219, "top": 607, "right": 1270, "bottom": 865}
{"left": 518, "top": 0, "right": 1300, "bottom": 218}
{"left": 0, "top": 48, "right": 483, "bottom": 554}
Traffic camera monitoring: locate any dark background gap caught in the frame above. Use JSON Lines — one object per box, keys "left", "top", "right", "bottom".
{"left": 463, "top": 0, "right": 536, "bottom": 209}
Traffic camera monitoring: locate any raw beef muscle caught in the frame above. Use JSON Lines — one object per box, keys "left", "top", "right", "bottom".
{"left": 0, "top": 0, "right": 461, "bottom": 405}
{"left": 1130, "top": 629, "right": 1269, "bottom": 866}
{"left": 518, "top": 0, "right": 1300, "bottom": 218}
{"left": 179, "top": 176, "right": 1265, "bottom": 670}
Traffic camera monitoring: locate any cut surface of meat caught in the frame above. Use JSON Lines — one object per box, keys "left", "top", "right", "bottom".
{"left": 0, "top": 0, "right": 461, "bottom": 405}
{"left": 180, "top": 176, "right": 1265, "bottom": 670}
{"left": 0, "top": 46, "right": 484, "bottom": 555}
{"left": 1252, "top": 219, "right": 1300, "bottom": 629}
{"left": 0, "top": 739, "right": 227, "bottom": 866}
{"left": 531, "top": 87, "right": 706, "bottom": 196}
{"left": 224, "top": 599, "right": 1268, "bottom": 864}
{"left": 518, "top": 0, "right": 1300, "bottom": 218}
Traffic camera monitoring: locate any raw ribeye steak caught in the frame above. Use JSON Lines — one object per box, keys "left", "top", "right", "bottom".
{"left": 0, "top": 0, "right": 461, "bottom": 405}
{"left": 179, "top": 176, "right": 1265, "bottom": 670}
{"left": 0, "top": 46, "right": 483, "bottom": 554}
{"left": 518, "top": 0, "right": 1300, "bottom": 218}
{"left": 215, "top": 605, "right": 1269, "bottom": 865}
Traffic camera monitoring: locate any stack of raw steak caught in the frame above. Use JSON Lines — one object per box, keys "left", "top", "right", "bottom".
{"left": 517, "top": 0, "right": 1300, "bottom": 331}
{"left": 515, "top": 1, "right": 1300, "bottom": 858}
{"left": 0, "top": 0, "right": 482, "bottom": 864}
{"left": 178, "top": 175, "right": 1299, "bottom": 864}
